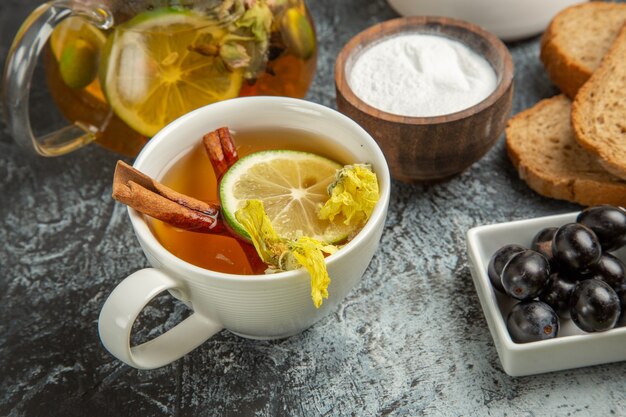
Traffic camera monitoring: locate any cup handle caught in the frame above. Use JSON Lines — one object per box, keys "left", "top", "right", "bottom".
{"left": 98, "top": 268, "right": 223, "bottom": 369}
{"left": 1, "top": 0, "right": 113, "bottom": 156}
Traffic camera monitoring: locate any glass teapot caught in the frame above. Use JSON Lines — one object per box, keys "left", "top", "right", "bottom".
{"left": 3, "top": 0, "right": 317, "bottom": 156}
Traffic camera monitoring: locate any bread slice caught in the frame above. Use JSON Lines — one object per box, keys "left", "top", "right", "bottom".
{"left": 506, "top": 95, "right": 626, "bottom": 206}
{"left": 571, "top": 24, "right": 626, "bottom": 180}
{"left": 540, "top": 2, "right": 626, "bottom": 99}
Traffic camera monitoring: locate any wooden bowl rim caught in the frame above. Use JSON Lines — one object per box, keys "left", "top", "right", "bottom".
{"left": 335, "top": 16, "right": 514, "bottom": 125}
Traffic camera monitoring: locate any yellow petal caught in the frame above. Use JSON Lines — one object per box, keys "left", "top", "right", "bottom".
{"left": 235, "top": 199, "right": 286, "bottom": 264}
{"left": 319, "top": 164, "right": 379, "bottom": 226}
{"left": 290, "top": 236, "right": 333, "bottom": 308}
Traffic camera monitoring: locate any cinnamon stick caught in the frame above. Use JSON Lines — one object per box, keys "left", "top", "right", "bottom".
{"left": 112, "top": 126, "right": 268, "bottom": 273}
{"left": 112, "top": 161, "right": 225, "bottom": 234}
{"left": 203, "top": 127, "right": 239, "bottom": 181}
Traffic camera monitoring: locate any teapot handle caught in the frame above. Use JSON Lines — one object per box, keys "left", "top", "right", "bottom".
{"left": 1, "top": 0, "right": 113, "bottom": 157}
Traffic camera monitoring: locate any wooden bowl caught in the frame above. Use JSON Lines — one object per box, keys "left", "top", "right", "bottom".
{"left": 335, "top": 16, "right": 514, "bottom": 183}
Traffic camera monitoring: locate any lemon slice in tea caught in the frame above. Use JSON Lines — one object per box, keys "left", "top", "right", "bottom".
{"left": 99, "top": 9, "right": 244, "bottom": 137}
{"left": 220, "top": 150, "right": 355, "bottom": 243}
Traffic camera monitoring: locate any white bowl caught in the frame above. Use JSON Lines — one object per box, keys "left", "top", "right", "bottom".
{"left": 387, "top": 0, "right": 586, "bottom": 41}
{"left": 466, "top": 212, "right": 626, "bottom": 377}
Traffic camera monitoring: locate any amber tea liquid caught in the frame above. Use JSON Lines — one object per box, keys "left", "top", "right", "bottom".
{"left": 43, "top": 2, "right": 317, "bottom": 157}
{"left": 150, "top": 129, "right": 354, "bottom": 275}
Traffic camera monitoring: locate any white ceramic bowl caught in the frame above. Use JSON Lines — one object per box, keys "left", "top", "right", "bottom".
{"left": 387, "top": 0, "right": 586, "bottom": 41}
{"left": 467, "top": 212, "right": 626, "bottom": 377}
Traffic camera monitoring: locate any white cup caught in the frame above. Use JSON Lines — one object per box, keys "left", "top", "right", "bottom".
{"left": 98, "top": 97, "right": 391, "bottom": 369}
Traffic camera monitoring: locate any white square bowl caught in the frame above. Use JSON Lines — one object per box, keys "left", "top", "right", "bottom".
{"left": 466, "top": 212, "right": 626, "bottom": 377}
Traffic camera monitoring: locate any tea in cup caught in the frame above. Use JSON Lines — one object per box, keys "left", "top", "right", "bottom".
{"left": 98, "top": 97, "right": 390, "bottom": 369}
{"left": 3, "top": 0, "right": 317, "bottom": 157}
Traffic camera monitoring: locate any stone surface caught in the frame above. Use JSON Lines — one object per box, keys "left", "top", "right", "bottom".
{"left": 1, "top": 1, "right": 626, "bottom": 416}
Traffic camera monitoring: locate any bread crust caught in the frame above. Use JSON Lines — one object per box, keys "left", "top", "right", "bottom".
{"left": 540, "top": 2, "right": 626, "bottom": 99}
{"left": 506, "top": 95, "right": 626, "bottom": 207}
{"left": 540, "top": 24, "right": 590, "bottom": 99}
{"left": 572, "top": 24, "right": 626, "bottom": 180}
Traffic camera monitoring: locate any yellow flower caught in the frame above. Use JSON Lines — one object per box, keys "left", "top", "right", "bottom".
{"left": 319, "top": 164, "right": 379, "bottom": 226}
{"left": 235, "top": 200, "right": 337, "bottom": 308}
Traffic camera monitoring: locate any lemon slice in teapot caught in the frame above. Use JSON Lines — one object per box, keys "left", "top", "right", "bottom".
{"left": 99, "top": 9, "right": 244, "bottom": 137}
{"left": 50, "top": 17, "right": 107, "bottom": 90}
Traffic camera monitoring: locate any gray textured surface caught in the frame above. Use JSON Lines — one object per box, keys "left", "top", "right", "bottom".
{"left": 1, "top": 1, "right": 626, "bottom": 416}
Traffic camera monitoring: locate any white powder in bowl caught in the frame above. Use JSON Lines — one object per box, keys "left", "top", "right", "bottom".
{"left": 347, "top": 33, "right": 498, "bottom": 117}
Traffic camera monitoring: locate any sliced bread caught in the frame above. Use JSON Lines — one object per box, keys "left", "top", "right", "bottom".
{"left": 540, "top": 2, "right": 626, "bottom": 99}
{"left": 571, "top": 24, "right": 626, "bottom": 180}
{"left": 506, "top": 95, "right": 626, "bottom": 207}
